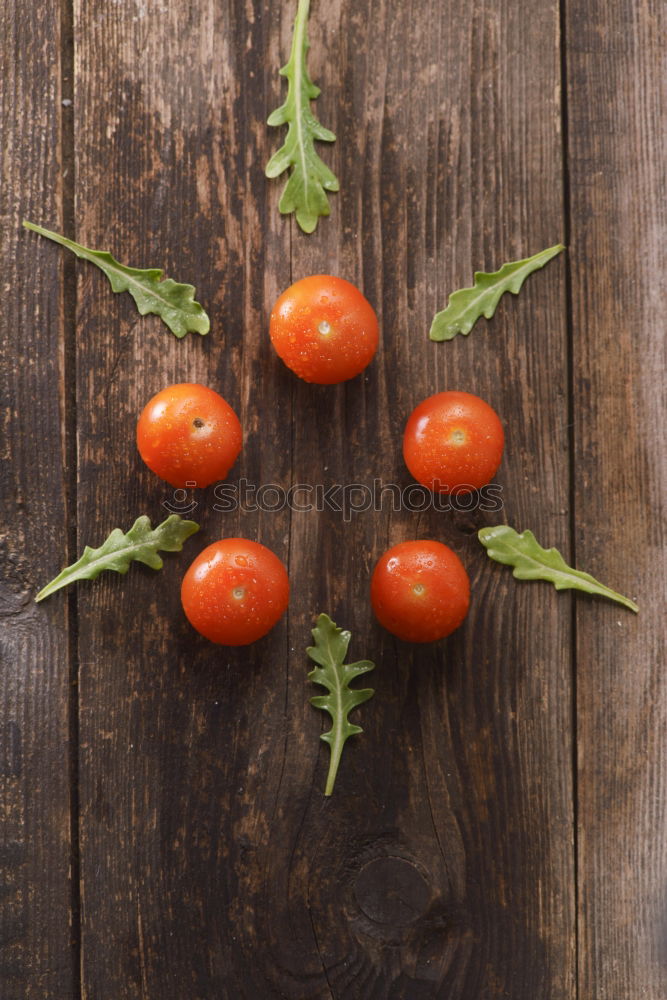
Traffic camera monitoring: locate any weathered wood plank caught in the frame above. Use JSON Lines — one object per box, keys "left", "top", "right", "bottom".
{"left": 74, "top": 0, "right": 574, "bottom": 997}
{"left": 566, "top": 0, "right": 667, "bottom": 996}
{"left": 73, "top": 1, "right": 292, "bottom": 996}
{"left": 276, "top": 0, "right": 575, "bottom": 996}
{"left": 0, "top": 3, "right": 74, "bottom": 998}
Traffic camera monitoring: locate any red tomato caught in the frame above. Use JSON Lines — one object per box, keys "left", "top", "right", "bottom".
{"left": 370, "top": 540, "right": 470, "bottom": 643}
{"left": 137, "top": 383, "right": 242, "bottom": 489}
{"left": 181, "top": 538, "right": 289, "bottom": 646}
{"left": 269, "top": 275, "right": 379, "bottom": 384}
{"left": 403, "top": 390, "right": 504, "bottom": 494}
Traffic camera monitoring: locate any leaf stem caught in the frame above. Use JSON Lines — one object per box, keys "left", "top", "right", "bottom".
{"left": 323, "top": 672, "right": 345, "bottom": 797}
{"left": 588, "top": 587, "right": 638, "bottom": 614}
{"left": 293, "top": 0, "right": 311, "bottom": 55}
{"left": 324, "top": 753, "right": 339, "bottom": 797}
{"left": 23, "top": 219, "right": 85, "bottom": 256}
{"left": 23, "top": 220, "right": 175, "bottom": 307}
{"left": 292, "top": 0, "right": 311, "bottom": 215}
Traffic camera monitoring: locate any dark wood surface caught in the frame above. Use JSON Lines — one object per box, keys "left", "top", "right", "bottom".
{"left": 0, "top": 0, "right": 664, "bottom": 997}
{"left": 567, "top": 1, "right": 667, "bottom": 997}
{"left": 0, "top": 3, "right": 75, "bottom": 999}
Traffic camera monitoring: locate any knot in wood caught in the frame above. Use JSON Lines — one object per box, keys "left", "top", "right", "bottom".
{"left": 353, "top": 856, "right": 431, "bottom": 927}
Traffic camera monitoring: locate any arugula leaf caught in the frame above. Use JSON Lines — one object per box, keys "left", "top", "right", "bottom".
{"left": 478, "top": 525, "right": 638, "bottom": 613}
{"left": 307, "top": 613, "right": 375, "bottom": 795}
{"left": 265, "top": 0, "right": 339, "bottom": 234}
{"left": 35, "top": 515, "right": 200, "bottom": 602}
{"left": 23, "top": 221, "right": 210, "bottom": 338}
{"left": 430, "top": 243, "right": 564, "bottom": 341}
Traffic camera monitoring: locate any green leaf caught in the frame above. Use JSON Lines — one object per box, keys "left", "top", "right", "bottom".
{"left": 429, "top": 243, "right": 565, "bottom": 341}
{"left": 307, "top": 613, "right": 375, "bottom": 796}
{"left": 35, "top": 515, "right": 200, "bottom": 602}
{"left": 478, "top": 524, "right": 638, "bottom": 613}
{"left": 23, "top": 221, "right": 210, "bottom": 338}
{"left": 265, "top": 0, "right": 339, "bottom": 234}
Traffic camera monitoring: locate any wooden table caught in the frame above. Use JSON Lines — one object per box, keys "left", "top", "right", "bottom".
{"left": 2, "top": 0, "right": 665, "bottom": 997}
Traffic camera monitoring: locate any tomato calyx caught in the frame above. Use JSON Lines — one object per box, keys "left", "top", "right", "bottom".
{"left": 448, "top": 428, "right": 467, "bottom": 446}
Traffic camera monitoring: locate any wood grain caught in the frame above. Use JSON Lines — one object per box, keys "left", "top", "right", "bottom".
{"left": 7, "top": 0, "right": 667, "bottom": 994}
{"left": 0, "top": 2, "right": 74, "bottom": 998}
{"left": 73, "top": 1, "right": 293, "bottom": 996}
{"left": 566, "top": 0, "right": 667, "bottom": 997}
{"left": 16, "top": 0, "right": 667, "bottom": 995}
{"left": 281, "top": 1, "right": 575, "bottom": 996}
{"left": 72, "top": 0, "right": 576, "bottom": 997}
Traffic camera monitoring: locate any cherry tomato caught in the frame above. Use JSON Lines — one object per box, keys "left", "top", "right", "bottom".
{"left": 370, "top": 540, "right": 470, "bottom": 643}
{"left": 403, "top": 390, "right": 504, "bottom": 494}
{"left": 269, "top": 274, "right": 379, "bottom": 384}
{"left": 181, "top": 538, "right": 289, "bottom": 646}
{"left": 137, "top": 383, "right": 242, "bottom": 489}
